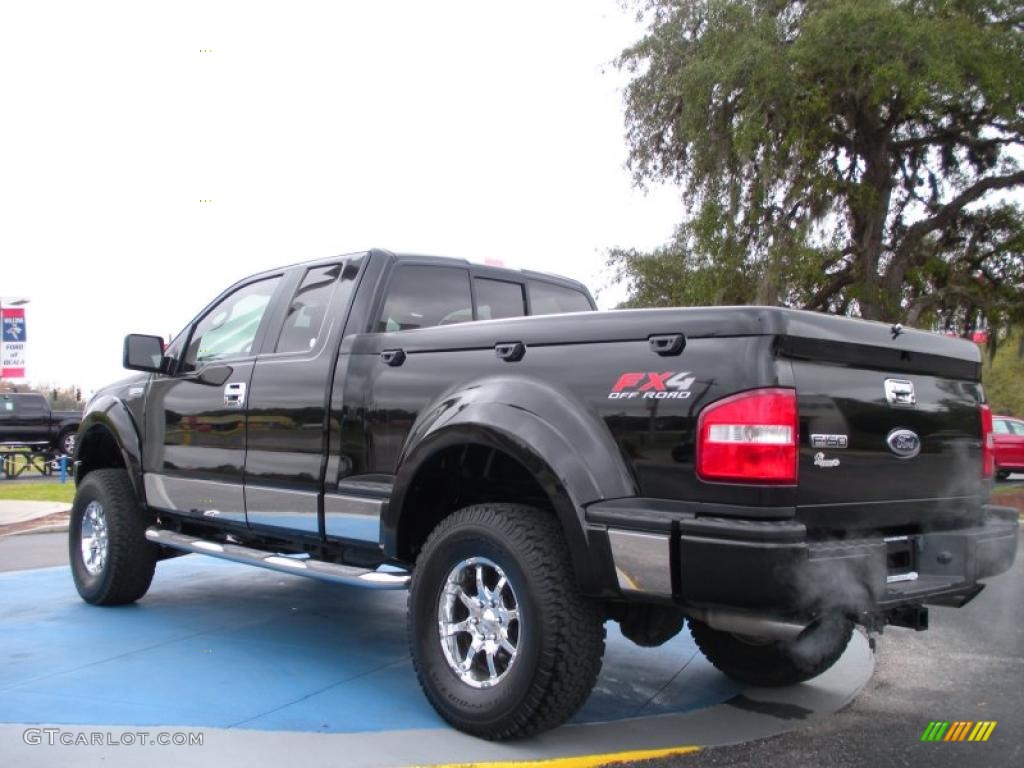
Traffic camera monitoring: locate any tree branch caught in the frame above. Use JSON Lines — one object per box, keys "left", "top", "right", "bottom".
{"left": 804, "top": 265, "right": 855, "bottom": 311}
{"left": 891, "top": 132, "right": 1021, "bottom": 152}
{"left": 894, "top": 171, "right": 1024, "bottom": 263}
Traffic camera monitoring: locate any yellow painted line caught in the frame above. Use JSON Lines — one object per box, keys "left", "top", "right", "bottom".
{"left": 423, "top": 745, "right": 701, "bottom": 768}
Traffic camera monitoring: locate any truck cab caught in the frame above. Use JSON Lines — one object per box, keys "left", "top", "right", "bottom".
{"left": 0, "top": 391, "right": 81, "bottom": 456}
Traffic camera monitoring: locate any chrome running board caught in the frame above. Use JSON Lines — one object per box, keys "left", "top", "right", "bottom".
{"left": 144, "top": 527, "right": 410, "bottom": 590}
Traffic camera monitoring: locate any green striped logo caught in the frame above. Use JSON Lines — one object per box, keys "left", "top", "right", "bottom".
{"left": 921, "top": 721, "right": 950, "bottom": 741}
{"left": 921, "top": 720, "right": 997, "bottom": 742}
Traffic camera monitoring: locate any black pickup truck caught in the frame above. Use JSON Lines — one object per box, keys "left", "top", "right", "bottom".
{"left": 0, "top": 392, "right": 81, "bottom": 455}
{"left": 70, "top": 249, "right": 1018, "bottom": 739}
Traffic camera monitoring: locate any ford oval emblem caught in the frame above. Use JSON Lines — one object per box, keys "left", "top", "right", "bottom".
{"left": 886, "top": 428, "right": 921, "bottom": 459}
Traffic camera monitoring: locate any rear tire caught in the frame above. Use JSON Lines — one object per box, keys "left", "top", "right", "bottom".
{"left": 408, "top": 503, "right": 605, "bottom": 740}
{"left": 57, "top": 429, "right": 77, "bottom": 457}
{"left": 690, "top": 614, "right": 853, "bottom": 687}
{"left": 70, "top": 469, "right": 157, "bottom": 605}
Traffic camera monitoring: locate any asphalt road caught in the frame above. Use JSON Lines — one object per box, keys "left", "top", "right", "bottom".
{"left": 0, "top": 530, "right": 69, "bottom": 571}
{"left": 633, "top": 530, "right": 1024, "bottom": 768}
{"left": 2, "top": 526, "right": 1021, "bottom": 768}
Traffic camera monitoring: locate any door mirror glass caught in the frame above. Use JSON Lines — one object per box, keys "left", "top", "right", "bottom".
{"left": 123, "top": 334, "right": 165, "bottom": 373}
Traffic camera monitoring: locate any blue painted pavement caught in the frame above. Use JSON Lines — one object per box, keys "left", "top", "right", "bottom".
{"left": 0, "top": 557, "right": 742, "bottom": 733}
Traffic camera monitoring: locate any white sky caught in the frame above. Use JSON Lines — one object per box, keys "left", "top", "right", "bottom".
{"left": 0, "top": 0, "right": 682, "bottom": 395}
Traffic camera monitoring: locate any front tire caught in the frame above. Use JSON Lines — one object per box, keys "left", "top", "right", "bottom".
{"left": 70, "top": 469, "right": 157, "bottom": 605}
{"left": 408, "top": 503, "right": 605, "bottom": 740}
{"left": 690, "top": 614, "right": 853, "bottom": 687}
{"left": 995, "top": 469, "right": 1011, "bottom": 481}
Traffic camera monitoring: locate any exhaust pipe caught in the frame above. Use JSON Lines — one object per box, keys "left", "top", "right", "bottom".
{"left": 688, "top": 607, "right": 807, "bottom": 641}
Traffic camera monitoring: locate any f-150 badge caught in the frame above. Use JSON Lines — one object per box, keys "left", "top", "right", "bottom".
{"left": 810, "top": 434, "right": 849, "bottom": 449}
{"left": 608, "top": 371, "right": 695, "bottom": 400}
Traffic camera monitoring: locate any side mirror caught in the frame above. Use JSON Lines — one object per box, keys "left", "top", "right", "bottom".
{"left": 123, "top": 334, "right": 166, "bottom": 373}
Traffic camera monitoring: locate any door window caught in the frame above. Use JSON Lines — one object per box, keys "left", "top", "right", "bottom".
{"left": 994, "top": 419, "right": 1010, "bottom": 435}
{"left": 1009, "top": 421, "right": 1024, "bottom": 436}
{"left": 377, "top": 266, "right": 472, "bottom": 332}
{"left": 475, "top": 278, "right": 526, "bottom": 320}
{"left": 183, "top": 277, "right": 281, "bottom": 369}
{"left": 275, "top": 264, "right": 342, "bottom": 353}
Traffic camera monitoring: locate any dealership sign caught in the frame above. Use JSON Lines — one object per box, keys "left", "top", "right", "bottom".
{"left": 1, "top": 307, "right": 27, "bottom": 378}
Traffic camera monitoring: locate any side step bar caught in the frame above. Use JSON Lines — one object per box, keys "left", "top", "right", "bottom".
{"left": 145, "top": 527, "right": 411, "bottom": 590}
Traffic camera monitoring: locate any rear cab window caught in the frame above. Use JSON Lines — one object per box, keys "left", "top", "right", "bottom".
{"left": 528, "top": 280, "right": 593, "bottom": 315}
{"left": 16, "top": 395, "right": 46, "bottom": 413}
{"left": 475, "top": 278, "right": 526, "bottom": 320}
{"left": 378, "top": 266, "right": 473, "bottom": 332}
{"left": 376, "top": 263, "right": 593, "bottom": 333}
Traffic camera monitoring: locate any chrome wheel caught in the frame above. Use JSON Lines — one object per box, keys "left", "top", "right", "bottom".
{"left": 80, "top": 501, "right": 108, "bottom": 576}
{"left": 438, "top": 556, "right": 521, "bottom": 689}
{"left": 62, "top": 432, "right": 77, "bottom": 456}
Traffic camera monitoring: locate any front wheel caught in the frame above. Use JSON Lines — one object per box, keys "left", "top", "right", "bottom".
{"left": 995, "top": 469, "right": 1011, "bottom": 481}
{"left": 690, "top": 614, "right": 853, "bottom": 687}
{"left": 70, "top": 469, "right": 157, "bottom": 605}
{"left": 408, "top": 503, "right": 605, "bottom": 740}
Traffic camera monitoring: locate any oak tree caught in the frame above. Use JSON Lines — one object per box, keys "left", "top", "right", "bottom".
{"left": 611, "top": 0, "right": 1024, "bottom": 338}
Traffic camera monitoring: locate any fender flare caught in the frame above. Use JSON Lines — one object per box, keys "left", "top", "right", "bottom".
{"left": 55, "top": 418, "right": 81, "bottom": 439}
{"left": 76, "top": 396, "right": 144, "bottom": 500}
{"left": 383, "top": 375, "right": 637, "bottom": 591}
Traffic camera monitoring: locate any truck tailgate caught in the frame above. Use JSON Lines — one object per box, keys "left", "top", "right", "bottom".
{"left": 790, "top": 351, "right": 986, "bottom": 534}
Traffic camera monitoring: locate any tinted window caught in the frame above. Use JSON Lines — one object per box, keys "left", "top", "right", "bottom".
{"left": 475, "top": 278, "right": 525, "bottom": 320}
{"left": 528, "top": 280, "right": 592, "bottom": 316}
{"left": 378, "top": 266, "right": 472, "bottom": 332}
{"left": 275, "top": 264, "right": 342, "bottom": 353}
{"left": 184, "top": 277, "right": 281, "bottom": 368}
{"left": 12, "top": 395, "right": 45, "bottom": 413}
{"left": 994, "top": 419, "right": 1010, "bottom": 435}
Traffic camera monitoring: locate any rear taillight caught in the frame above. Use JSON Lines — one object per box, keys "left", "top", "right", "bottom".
{"left": 697, "top": 388, "right": 798, "bottom": 484}
{"left": 980, "top": 404, "right": 995, "bottom": 478}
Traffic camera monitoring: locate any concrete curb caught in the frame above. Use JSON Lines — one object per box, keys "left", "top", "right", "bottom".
{"left": 0, "top": 523, "right": 69, "bottom": 538}
{"left": 0, "top": 501, "right": 70, "bottom": 526}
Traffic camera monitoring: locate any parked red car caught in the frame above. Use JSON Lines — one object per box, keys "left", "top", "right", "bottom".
{"left": 993, "top": 415, "right": 1024, "bottom": 480}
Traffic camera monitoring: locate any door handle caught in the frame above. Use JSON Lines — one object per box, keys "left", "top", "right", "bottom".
{"left": 381, "top": 349, "right": 406, "bottom": 367}
{"left": 649, "top": 334, "right": 686, "bottom": 357}
{"left": 224, "top": 382, "right": 246, "bottom": 407}
{"left": 494, "top": 341, "right": 526, "bottom": 362}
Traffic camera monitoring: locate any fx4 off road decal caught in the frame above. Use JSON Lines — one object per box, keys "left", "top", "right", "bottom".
{"left": 609, "top": 372, "right": 695, "bottom": 400}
